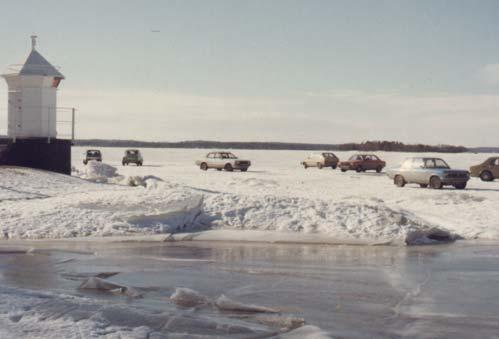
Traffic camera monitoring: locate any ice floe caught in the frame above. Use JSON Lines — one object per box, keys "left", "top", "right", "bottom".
{"left": 215, "top": 294, "right": 280, "bottom": 313}
{"left": 79, "top": 277, "right": 142, "bottom": 298}
{"left": 170, "top": 287, "right": 209, "bottom": 307}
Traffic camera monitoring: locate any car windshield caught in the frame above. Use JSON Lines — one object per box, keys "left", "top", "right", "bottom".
{"left": 322, "top": 153, "right": 335, "bottom": 158}
{"left": 424, "top": 158, "right": 450, "bottom": 169}
{"left": 87, "top": 150, "right": 100, "bottom": 156}
{"left": 126, "top": 150, "right": 138, "bottom": 155}
{"left": 221, "top": 152, "right": 237, "bottom": 159}
{"left": 349, "top": 155, "right": 362, "bottom": 161}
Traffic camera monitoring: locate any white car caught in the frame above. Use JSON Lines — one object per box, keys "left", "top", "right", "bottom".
{"left": 195, "top": 152, "right": 251, "bottom": 172}
{"left": 301, "top": 152, "right": 339, "bottom": 169}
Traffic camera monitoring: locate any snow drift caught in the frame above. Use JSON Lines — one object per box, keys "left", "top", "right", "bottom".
{"left": 0, "top": 165, "right": 476, "bottom": 245}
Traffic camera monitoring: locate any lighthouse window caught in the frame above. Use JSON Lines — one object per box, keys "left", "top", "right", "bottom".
{"left": 52, "top": 78, "right": 62, "bottom": 88}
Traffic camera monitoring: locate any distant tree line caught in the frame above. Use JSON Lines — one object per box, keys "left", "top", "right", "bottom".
{"left": 74, "top": 139, "right": 469, "bottom": 153}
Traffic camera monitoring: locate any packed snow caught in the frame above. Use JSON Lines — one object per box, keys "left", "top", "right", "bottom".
{"left": 1, "top": 147, "right": 499, "bottom": 244}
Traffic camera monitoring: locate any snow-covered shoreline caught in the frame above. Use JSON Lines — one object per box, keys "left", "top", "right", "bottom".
{"left": 1, "top": 147, "right": 499, "bottom": 245}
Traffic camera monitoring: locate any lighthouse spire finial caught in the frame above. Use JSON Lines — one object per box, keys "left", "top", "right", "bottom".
{"left": 31, "top": 34, "right": 37, "bottom": 51}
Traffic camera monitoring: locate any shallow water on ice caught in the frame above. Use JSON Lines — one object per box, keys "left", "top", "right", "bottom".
{"left": 1, "top": 240, "right": 499, "bottom": 338}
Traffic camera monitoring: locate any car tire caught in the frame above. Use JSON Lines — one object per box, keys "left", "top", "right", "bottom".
{"left": 317, "top": 163, "right": 323, "bottom": 169}
{"left": 454, "top": 182, "right": 467, "bottom": 190}
{"left": 355, "top": 166, "right": 363, "bottom": 173}
{"left": 122, "top": 161, "right": 126, "bottom": 166}
{"left": 83, "top": 160, "right": 87, "bottom": 165}
{"left": 430, "top": 176, "right": 443, "bottom": 189}
{"left": 480, "top": 171, "right": 493, "bottom": 182}
{"left": 419, "top": 184, "right": 428, "bottom": 188}
{"left": 138, "top": 162, "right": 143, "bottom": 166}
{"left": 216, "top": 168, "right": 222, "bottom": 171}
{"left": 394, "top": 175, "right": 405, "bottom": 187}
{"left": 224, "top": 163, "right": 233, "bottom": 172}
{"left": 341, "top": 168, "right": 347, "bottom": 172}
{"left": 241, "top": 168, "right": 248, "bottom": 172}
{"left": 200, "top": 163, "right": 208, "bottom": 171}
{"left": 303, "top": 163, "right": 308, "bottom": 169}
{"left": 332, "top": 165, "right": 337, "bottom": 170}
{"left": 376, "top": 166, "right": 382, "bottom": 173}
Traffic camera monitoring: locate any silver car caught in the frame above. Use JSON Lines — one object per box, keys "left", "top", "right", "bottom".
{"left": 387, "top": 157, "right": 469, "bottom": 189}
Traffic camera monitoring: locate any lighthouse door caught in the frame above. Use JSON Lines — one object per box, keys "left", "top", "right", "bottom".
{"left": 8, "top": 90, "right": 22, "bottom": 138}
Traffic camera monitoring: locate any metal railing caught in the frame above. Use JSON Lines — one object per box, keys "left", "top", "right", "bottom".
{"left": 54, "top": 107, "right": 76, "bottom": 143}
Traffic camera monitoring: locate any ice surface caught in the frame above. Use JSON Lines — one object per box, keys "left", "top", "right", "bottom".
{"left": 0, "top": 285, "right": 286, "bottom": 338}
{"left": 1, "top": 240, "right": 499, "bottom": 338}
{"left": 278, "top": 325, "right": 332, "bottom": 339}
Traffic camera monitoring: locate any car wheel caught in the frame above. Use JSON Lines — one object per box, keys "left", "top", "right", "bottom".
{"left": 394, "top": 175, "right": 405, "bottom": 187}
{"left": 341, "top": 168, "right": 347, "bottom": 172}
{"left": 317, "top": 163, "right": 323, "bottom": 169}
{"left": 332, "top": 165, "right": 337, "bottom": 170}
{"left": 419, "top": 184, "right": 428, "bottom": 188}
{"left": 122, "top": 161, "right": 126, "bottom": 166}
{"left": 224, "top": 163, "right": 233, "bottom": 172}
{"left": 200, "top": 163, "right": 208, "bottom": 171}
{"left": 430, "top": 176, "right": 443, "bottom": 189}
{"left": 138, "top": 162, "right": 142, "bottom": 166}
{"left": 241, "top": 168, "right": 248, "bottom": 172}
{"left": 480, "top": 171, "right": 493, "bottom": 182}
{"left": 83, "top": 160, "right": 87, "bottom": 165}
{"left": 376, "top": 166, "right": 382, "bottom": 173}
{"left": 303, "top": 163, "right": 308, "bottom": 169}
{"left": 355, "top": 166, "right": 363, "bottom": 173}
{"left": 216, "top": 168, "right": 222, "bottom": 171}
{"left": 454, "top": 182, "right": 467, "bottom": 190}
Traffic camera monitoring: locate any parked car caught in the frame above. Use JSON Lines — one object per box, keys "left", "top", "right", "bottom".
{"left": 339, "top": 154, "right": 386, "bottom": 173}
{"left": 301, "top": 152, "right": 339, "bottom": 169}
{"left": 387, "top": 157, "right": 469, "bottom": 189}
{"left": 195, "top": 152, "right": 251, "bottom": 172}
{"left": 122, "top": 149, "right": 143, "bottom": 166}
{"left": 83, "top": 149, "right": 102, "bottom": 165}
{"left": 469, "top": 157, "right": 499, "bottom": 181}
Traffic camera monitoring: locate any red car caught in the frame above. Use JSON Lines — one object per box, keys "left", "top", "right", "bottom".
{"left": 339, "top": 154, "right": 386, "bottom": 173}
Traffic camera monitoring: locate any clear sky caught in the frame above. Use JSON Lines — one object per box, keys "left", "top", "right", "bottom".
{"left": 1, "top": 0, "right": 498, "bottom": 146}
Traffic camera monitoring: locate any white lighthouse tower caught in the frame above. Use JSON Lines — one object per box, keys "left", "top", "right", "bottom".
{"left": 2, "top": 35, "right": 65, "bottom": 139}
{"left": 0, "top": 36, "right": 72, "bottom": 174}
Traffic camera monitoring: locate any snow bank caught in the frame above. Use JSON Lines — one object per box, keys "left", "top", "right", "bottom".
{"left": 199, "top": 193, "right": 456, "bottom": 245}
{"left": 0, "top": 166, "right": 459, "bottom": 244}
{"left": 76, "top": 160, "right": 119, "bottom": 183}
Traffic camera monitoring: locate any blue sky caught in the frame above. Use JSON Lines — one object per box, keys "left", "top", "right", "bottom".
{"left": 1, "top": 0, "right": 499, "bottom": 146}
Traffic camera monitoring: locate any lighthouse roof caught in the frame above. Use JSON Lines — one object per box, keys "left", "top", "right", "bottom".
{"left": 19, "top": 49, "right": 65, "bottom": 79}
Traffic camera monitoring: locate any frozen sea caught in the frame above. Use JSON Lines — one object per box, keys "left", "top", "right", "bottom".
{"left": 1, "top": 147, "right": 499, "bottom": 337}
{"left": 1, "top": 240, "right": 499, "bottom": 338}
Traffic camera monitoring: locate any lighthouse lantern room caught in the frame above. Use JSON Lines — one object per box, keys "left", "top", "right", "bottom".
{"left": 0, "top": 36, "right": 72, "bottom": 174}
{"left": 3, "top": 35, "right": 65, "bottom": 139}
